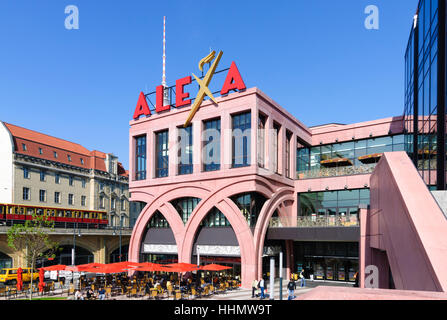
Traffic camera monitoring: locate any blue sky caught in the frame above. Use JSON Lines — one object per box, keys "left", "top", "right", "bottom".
{"left": 0, "top": 0, "right": 418, "bottom": 169}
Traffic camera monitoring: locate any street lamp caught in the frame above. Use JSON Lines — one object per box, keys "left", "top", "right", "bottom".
{"left": 113, "top": 216, "right": 122, "bottom": 262}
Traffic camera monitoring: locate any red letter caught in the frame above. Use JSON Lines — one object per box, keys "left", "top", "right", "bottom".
{"left": 176, "top": 76, "right": 192, "bottom": 107}
{"left": 156, "top": 85, "right": 171, "bottom": 113}
{"left": 133, "top": 91, "right": 151, "bottom": 119}
{"left": 221, "top": 61, "right": 246, "bottom": 95}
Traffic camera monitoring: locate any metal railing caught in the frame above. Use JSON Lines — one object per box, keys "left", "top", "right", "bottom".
{"left": 269, "top": 216, "right": 360, "bottom": 228}
{"left": 297, "top": 163, "right": 377, "bottom": 179}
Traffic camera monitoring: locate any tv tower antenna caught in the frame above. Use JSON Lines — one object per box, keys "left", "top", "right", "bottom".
{"left": 162, "top": 16, "right": 169, "bottom": 106}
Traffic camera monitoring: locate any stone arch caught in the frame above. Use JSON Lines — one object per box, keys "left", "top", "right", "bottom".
{"left": 180, "top": 196, "right": 256, "bottom": 288}
{"left": 253, "top": 187, "right": 295, "bottom": 278}
{"left": 128, "top": 200, "right": 185, "bottom": 263}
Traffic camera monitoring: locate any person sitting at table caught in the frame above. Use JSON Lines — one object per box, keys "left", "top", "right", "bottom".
{"left": 85, "top": 288, "right": 95, "bottom": 300}
{"left": 98, "top": 287, "right": 106, "bottom": 300}
{"left": 74, "top": 289, "right": 84, "bottom": 300}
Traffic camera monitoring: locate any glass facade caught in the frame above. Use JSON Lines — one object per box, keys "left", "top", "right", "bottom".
{"left": 171, "top": 197, "right": 201, "bottom": 224}
{"left": 200, "top": 207, "right": 230, "bottom": 227}
{"left": 298, "top": 188, "right": 370, "bottom": 222}
{"left": 203, "top": 118, "right": 221, "bottom": 172}
{"left": 232, "top": 112, "right": 251, "bottom": 168}
{"left": 293, "top": 242, "right": 358, "bottom": 282}
{"left": 297, "top": 135, "right": 405, "bottom": 176}
{"left": 135, "top": 135, "right": 146, "bottom": 180}
{"left": 178, "top": 125, "right": 193, "bottom": 175}
{"left": 404, "top": 0, "right": 445, "bottom": 188}
{"left": 155, "top": 130, "right": 169, "bottom": 178}
{"left": 231, "top": 192, "right": 267, "bottom": 228}
{"left": 148, "top": 210, "right": 169, "bottom": 228}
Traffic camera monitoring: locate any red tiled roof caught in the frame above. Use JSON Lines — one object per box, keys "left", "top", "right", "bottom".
{"left": 4, "top": 122, "right": 127, "bottom": 176}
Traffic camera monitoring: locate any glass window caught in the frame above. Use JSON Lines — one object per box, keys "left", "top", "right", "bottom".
{"left": 178, "top": 126, "right": 193, "bottom": 175}
{"left": 232, "top": 112, "right": 251, "bottom": 168}
{"left": 23, "top": 187, "right": 30, "bottom": 200}
{"left": 54, "top": 192, "right": 60, "bottom": 204}
{"left": 155, "top": 130, "right": 169, "bottom": 178}
{"left": 69, "top": 176, "right": 74, "bottom": 186}
{"left": 171, "top": 197, "right": 201, "bottom": 224}
{"left": 257, "top": 115, "right": 266, "bottom": 168}
{"left": 39, "top": 190, "right": 46, "bottom": 202}
{"left": 68, "top": 194, "right": 74, "bottom": 205}
{"left": 40, "top": 170, "right": 45, "bottom": 182}
{"left": 203, "top": 118, "right": 221, "bottom": 172}
{"left": 23, "top": 167, "right": 29, "bottom": 179}
{"left": 135, "top": 135, "right": 147, "bottom": 180}
{"left": 367, "top": 137, "right": 393, "bottom": 154}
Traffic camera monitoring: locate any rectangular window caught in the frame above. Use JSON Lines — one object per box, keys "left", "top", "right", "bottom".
{"left": 99, "top": 196, "right": 105, "bottom": 209}
{"left": 54, "top": 192, "right": 61, "bottom": 204}
{"left": 178, "top": 125, "right": 193, "bottom": 175}
{"left": 54, "top": 151, "right": 58, "bottom": 159}
{"left": 23, "top": 187, "right": 30, "bottom": 200}
{"left": 203, "top": 118, "right": 221, "bottom": 172}
{"left": 286, "top": 130, "right": 292, "bottom": 178}
{"left": 272, "top": 122, "right": 280, "bottom": 173}
{"left": 39, "top": 148, "right": 43, "bottom": 155}
{"left": 55, "top": 173, "right": 60, "bottom": 184}
{"left": 135, "top": 135, "right": 147, "bottom": 180}
{"left": 80, "top": 158, "right": 84, "bottom": 165}
{"left": 81, "top": 196, "right": 86, "bottom": 206}
{"left": 39, "top": 190, "right": 46, "bottom": 202}
{"left": 111, "top": 198, "right": 116, "bottom": 210}
{"left": 232, "top": 111, "right": 251, "bottom": 168}
{"left": 121, "top": 199, "right": 126, "bottom": 210}
{"left": 69, "top": 176, "right": 74, "bottom": 186}
{"left": 155, "top": 130, "right": 169, "bottom": 178}
{"left": 67, "top": 155, "right": 72, "bottom": 162}
{"left": 23, "top": 167, "right": 29, "bottom": 179}
{"left": 257, "top": 114, "right": 266, "bottom": 168}
{"left": 82, "top": 179, "right": 86, "bottom": 188}
{"left": 40, "top": 170, "right": 46, "bottom": 182}
{"left": 68, "top": 194, "right": 74, "bottom": 205}
{"left": 22, "top": 143, "right": 27, "bottom": 151}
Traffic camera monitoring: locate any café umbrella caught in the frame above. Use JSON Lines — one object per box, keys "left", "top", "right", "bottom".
{"left": 41, "top": 264, "right": 67, "bottom": 271}
{"left": 16, "top": 267, "right": 23, "bottom": 291}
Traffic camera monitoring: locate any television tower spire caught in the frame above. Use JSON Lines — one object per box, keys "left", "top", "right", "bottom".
{"left": 162, "top": 16, "right": 169, "bottom": 106}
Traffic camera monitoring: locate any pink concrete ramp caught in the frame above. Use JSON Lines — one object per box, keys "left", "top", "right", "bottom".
{"left": 297, "top": 286, "right": 447, "bottom": 300}
{"left": 362, "top": 152, "right": 447, "bottom": 292}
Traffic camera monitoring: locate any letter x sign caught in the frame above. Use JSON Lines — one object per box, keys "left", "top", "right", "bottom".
{"left": 184, "top": 50, "right": 223, "bottom": 127}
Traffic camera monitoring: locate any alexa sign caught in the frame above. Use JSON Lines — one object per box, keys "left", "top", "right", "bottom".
{"left": 133, "top": 51, "right": 246, "bottom": 127}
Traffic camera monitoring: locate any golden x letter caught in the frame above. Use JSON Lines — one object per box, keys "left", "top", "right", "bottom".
{"left": 184, "top": 50, "right": 223, "bottom": 127}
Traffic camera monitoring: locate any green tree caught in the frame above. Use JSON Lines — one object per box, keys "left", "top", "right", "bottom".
{"left": 7, "top": 213, "right": 59, "bottom": 300}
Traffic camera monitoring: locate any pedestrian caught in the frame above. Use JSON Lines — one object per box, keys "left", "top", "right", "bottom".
{"left": 98, "top": 287, "right": 106, "bottom": 300}
{"left": 310, "top": 267, "right": 314, "bottom": 282}
{"left": 299, "top": 269, "right": 306, "bottom": 288}
{"left": 251, "top": 279, "right": 258, "bottom": 298}
{"left": 287, "top": 279, "right": 296, "bottom": 300}
{"left": 259, "top": 278, "right": 265, "bottom": 299}
{"left": 354, "top": 271, "right": 359, "bottom": 287}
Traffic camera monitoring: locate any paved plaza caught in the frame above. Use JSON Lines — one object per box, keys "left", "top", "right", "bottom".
{"left": 0, "top": 280, "right": 354, "bottom": 300}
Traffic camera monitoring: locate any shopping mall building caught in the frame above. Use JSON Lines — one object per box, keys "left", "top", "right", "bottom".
{"left": 128, "top": 0, "right": 447, "bottom": 291}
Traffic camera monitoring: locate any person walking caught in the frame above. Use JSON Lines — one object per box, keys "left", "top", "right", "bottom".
{"left": 287, "top": 279, "right": 296, "bottom": 300}
{"left": 354, "top": 272, "right": 359, "bottom": 287}
{"left": 251, "top": 279, "right": 258, "bottom": 298}
{"left": 259, "top": 278, "right": 265, "bottom": 299}
{"left": 299, "top": 269, "right": 306, "bottom": 288}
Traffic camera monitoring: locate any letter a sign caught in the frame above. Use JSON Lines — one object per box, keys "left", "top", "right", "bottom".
{"left": 133, "top": 91, "right": 151, "bottom": 119}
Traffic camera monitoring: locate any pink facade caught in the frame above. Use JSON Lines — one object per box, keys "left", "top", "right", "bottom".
{"left": 128, "top": 86, "right": 445, "bottom": 291}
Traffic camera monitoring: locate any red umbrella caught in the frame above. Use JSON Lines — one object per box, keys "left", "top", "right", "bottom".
{"left": 162, "top": 263, "right": 199, "bottom": 273}
{"left": 199, "top": 264, "right": 232, "bottom": 271}
{"left": 16, "top": 267, "right": 23, "bottom": 291}
{"left": 40, "top": 265, "right": 67, "bottom": 271}
{"left": 38, "top": 268, "right": 45, "bottom": 293}
{"left": 66, "top": 262, "right": 105, "bottom": 272}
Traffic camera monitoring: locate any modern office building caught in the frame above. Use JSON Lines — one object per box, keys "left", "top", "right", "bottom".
{"left": 127, "top": 1, "right": 447, "bottom": 291}
{"left": 0, "top": 121, "right": 135, "bottom": 268}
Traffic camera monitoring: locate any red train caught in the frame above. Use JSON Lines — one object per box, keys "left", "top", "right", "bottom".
{"left": 0, "top": 203, "right": 108, "bottom": 228}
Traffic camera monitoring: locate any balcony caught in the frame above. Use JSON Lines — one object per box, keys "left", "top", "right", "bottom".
{"left": 297, "top": 163, "right": 377, "bottom": 180}
{"left": 269, "top": 215, "right": 359, "bottom": 228}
